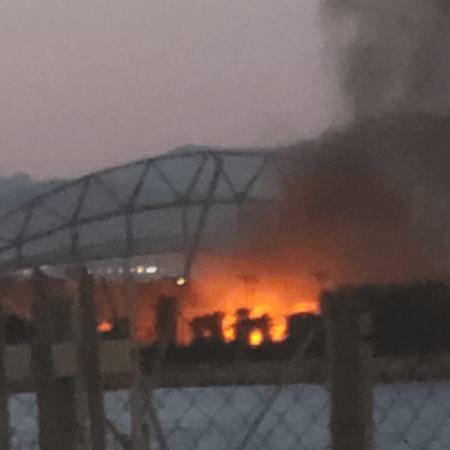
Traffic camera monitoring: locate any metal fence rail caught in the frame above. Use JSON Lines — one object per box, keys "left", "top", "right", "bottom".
{"left": 2, "top": 278, "right": 450, "bottom": 450}
{"left": 9, "top": 381, "right": 450, "bottom": 450}
{"left": 8, "top": 386, "right": 330, "bottom": 450}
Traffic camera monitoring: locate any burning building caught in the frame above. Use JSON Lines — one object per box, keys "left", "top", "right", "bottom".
{"left": 1, "top": 0, "right": 450, "bottom": 354}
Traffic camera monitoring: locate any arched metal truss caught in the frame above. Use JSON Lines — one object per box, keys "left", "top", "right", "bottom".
{"left": 0, "top": 149, "right": 293, "bottom": 275}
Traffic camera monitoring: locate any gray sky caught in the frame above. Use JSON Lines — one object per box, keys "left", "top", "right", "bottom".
{"left": 0, "top": 0, "right": 342, "bottom": 179}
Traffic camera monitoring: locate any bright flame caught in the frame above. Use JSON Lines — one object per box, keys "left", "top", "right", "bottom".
{"left": 223, "top": 314, "right": 236, "bottom": 341}
{"left": 174, "top": 256, "right": 323, "bottom": 346}
{"left": 128, "top": 254, "right": 324, "bottom": 345}
{"left": 249, "top": 329, "right": 263, "bottom": 347}
{"left": 293, "top": 302, "right": 319, "bottom": 314}
{"left": 98, "top": 321, "right": 113, "bottom": 333}
{"left": 271, "top": 322, "right": 286, "bottom": 342}
{"left": 137, "top": 266, "right": 144, "bottom": 274}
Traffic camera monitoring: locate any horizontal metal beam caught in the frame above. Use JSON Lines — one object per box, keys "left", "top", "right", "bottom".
{"left": 5, "top": 340, "right": 450, "bottom": 393}
{"left": 0, "top": 150, "right": 286, "bottom": 271}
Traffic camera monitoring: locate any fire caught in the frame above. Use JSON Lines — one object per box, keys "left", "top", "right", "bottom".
{"left": 249, "top": 329, "right": 263, "bottom": 347}
{"left": 90, "top": 255, "right": 324, "bottom": 345}
{"left": 97, "top": 321, "right": 113, "bottom": 333}
{"left": 271, "top": 322, "right": 286, "bottom": 342}
{"left": 175, "top": 254, "right": 323, "bottom": 345}
{"left": 0, "top": 264, "right": 322, "bottom": 346}
{"left": 222, "top": 314, "right": 236, "bottom": 341}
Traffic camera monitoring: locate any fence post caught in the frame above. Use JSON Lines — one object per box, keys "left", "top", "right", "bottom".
{"left": 321, "top": 289, "right": 374, "bottom": 450}
{"left": 32, "top": 268, "right": 77, "bottom": 450}
{"left": 127, "top": 274, "right": 151, "bottom": 450}
{"left": 75, "top": 267, "right": 106, "bottom": 450}
{"left": 0, "top": 278, "right": 10, "bottom": 450}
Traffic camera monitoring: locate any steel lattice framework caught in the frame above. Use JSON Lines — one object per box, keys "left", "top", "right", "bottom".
{"left": 0, "top": 149, "right": 292, "bottom": 274}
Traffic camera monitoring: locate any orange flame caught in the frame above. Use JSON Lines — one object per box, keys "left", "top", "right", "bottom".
{"left": 115, "top": 254, "right": 324, "bottom": 345}
{"left": 223, "top": 315, "right": 236, "bottom": 341}
{"left": 174, "top": 254, "right": 322, "bottom": 345}
{"left": 97, "top": 321, "right": 113, "bottom": 333}
{"left": 249, "top": 329, "right": 263, "bottom": 347}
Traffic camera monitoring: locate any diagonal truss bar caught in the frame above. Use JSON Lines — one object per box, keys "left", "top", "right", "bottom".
{"left": 219, "top": 166, "right": 238, "bottom": 195}
{"left": 241, "top": 154, "right": 273, "bottom": 198}
{"left": 126, "top": 161, "right": 153, "bottom": 211}
{"left": 152, "top": 161, "right": 182, "bottom": 200}
{"left": 183, "top": 155, "right": 223, "bottom": 278}
{"left": 91, "top": 175, "right": 124, "bottom": 208}
{"left": 0, "top": 149, "right": 286, "bottom": 270}
{"left": 183, "top": 154, "right": 208, "bottom": 200}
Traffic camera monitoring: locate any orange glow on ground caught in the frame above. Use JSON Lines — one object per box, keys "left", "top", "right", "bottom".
{"left": 98, "top": 321, "right": 113, "bottom": 333}
{"left": 249, "top": 329, "right": 263, "bottom": 347}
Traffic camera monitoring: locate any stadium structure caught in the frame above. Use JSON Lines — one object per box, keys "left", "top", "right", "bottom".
{"left": 0, "top": 146, "right": 283, "bottom": 276}
{"left": 2, "top": 121, "right": 450, "bottom": 390}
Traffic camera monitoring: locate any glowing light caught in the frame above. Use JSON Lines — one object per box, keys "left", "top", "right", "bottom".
{"left": 271, "top": 323, "right": 287, "bottom": 342}
{"left": 222, "top": 315, "right": 235, "bottom": 341}
{"left": 131, "top": 253, "right": 324, "bottom": 346}
{"left": 137, "top": 266, "right": 144, "bottom": 274}
{"left": 146, "top": 266, "right": 158, "bottom": 274}
{"left": 292, "top": 302, "right": 320, "bottom": 315}
{"left": 98, "top": 322, "right": 113, "bottom": 333}
{"left": 176, "top": 277, "right": 186, "bottom": 286}
{"left": 223, "top": 328, "right": 234, "bottom": 340}
{"left": 249, "top": 329, "right": 263, "bottom": 347}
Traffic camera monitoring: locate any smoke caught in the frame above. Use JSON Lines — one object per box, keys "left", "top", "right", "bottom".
{"left": 233, "top": 115, "right": 450, "bottom": 287}
{"left": 322, "top": 0, "right": 450, "bottom": 117}
{"left": 242, "top": 0, "right": 450, "bottom": 285}
{"left": 281, "top": 132, "right": 443, "bottom": 284}
{"left": 191, "top": 0, "right": 450, "bottom": 298}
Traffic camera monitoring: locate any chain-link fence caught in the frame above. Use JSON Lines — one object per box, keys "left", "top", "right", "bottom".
{"left": 4, "top": 280, "right": 450, "bottom": 450}
{"left": 104, "top": 385, "right": 330, "bottom": 450}
{"left": 374, "top": 382, "right": 450, "bottom": 449}
{"left": 9, "top": 394, "right": 38, "bottom": 450}
{"left": 8, "top": 382, "right": 450, "bottom": 450}
{"left": 8, "top": 385, "right": 330, "bottom": 450}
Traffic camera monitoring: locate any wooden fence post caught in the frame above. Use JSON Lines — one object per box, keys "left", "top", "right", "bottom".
{"left": 127, "top": 273, "right": 150, "bottom": 450}
{"left": 74, "top": 267, "right": 106, "bottom": 450}
{"left": 0, "top": 278, "right": 10, "bottom": 450}
{"left": 32, "top": 268, "right": 77, "bottom": 450}
{"left": 321, "top": 289, "right": 374, "bottom": 450}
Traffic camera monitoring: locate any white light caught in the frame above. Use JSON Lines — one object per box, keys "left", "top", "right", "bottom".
{"left": 146, "top": 266, "right": 158, "bottom": 274}
{"left": 176, "top": 277, "right": 186, "bottom": 286}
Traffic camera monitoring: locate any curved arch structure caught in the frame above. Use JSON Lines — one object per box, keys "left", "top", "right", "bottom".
{"left": 0, "top": 149, "right": 291, "bottom": 274}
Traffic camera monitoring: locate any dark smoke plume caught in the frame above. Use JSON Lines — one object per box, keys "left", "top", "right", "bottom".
{"left": 198, "top": 1, "right": 450, "bottom": 291}
{"left": 246, "top": 0, "right": 450, "bottom": 285}
{"left": 279, "top": 122, "right": 446, "bottom": 284}
{"left": 322, "top": 0, "right": 450, "bottom": 117}
{"left": 235, "top": 115, "right": 450, "bottom": 287}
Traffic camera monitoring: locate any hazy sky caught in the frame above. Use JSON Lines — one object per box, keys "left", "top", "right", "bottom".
{"left": 0, "top": 0, "right": 342, "bottom": 179}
